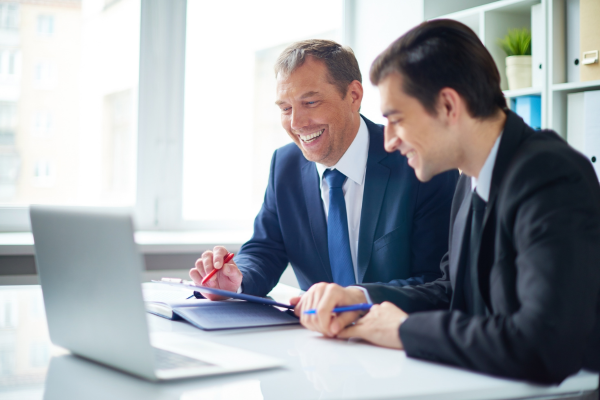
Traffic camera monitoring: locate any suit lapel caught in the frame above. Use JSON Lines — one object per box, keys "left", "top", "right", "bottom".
{"left": 357, "top": 118, "right": 390, "bottom": 283}
{"left": 476, "top": 110, "right": 531, "bottom": 309}
{"left": 301, "top": 161, "right": 333, "bottom": 282}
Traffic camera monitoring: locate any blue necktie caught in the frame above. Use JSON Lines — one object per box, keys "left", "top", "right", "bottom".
{"left": 323, "top": 169, "right": 355, "bottom": 286}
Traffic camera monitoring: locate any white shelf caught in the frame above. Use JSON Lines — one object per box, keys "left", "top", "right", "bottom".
{"left": 552, "top": 79, "right": 600, "bottom": 92}
{"left": 440, "top": 0, "right": 541, "bottom": 19}
{"left": 503, "top": 87, "right": 543, "bottom": 97}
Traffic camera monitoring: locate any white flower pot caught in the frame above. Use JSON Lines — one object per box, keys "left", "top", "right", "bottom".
{"left": 506, "top": 55, "right": 532, "bottom": 90}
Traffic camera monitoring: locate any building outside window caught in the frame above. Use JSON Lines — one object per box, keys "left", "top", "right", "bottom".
{"left": 36, "top": 15, "right": 54, "bottom": 36}
{"left": 32, "top": 111, "right": 52, "bottom": 137}
{"left": 0, "top": 3, "right": 19, "bottom": 30}
{"left": 0, "top": 0, "right": 343, "bottom": 231}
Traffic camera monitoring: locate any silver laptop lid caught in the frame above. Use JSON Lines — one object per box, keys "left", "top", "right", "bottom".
{"left": 30, "top": 206, "right": 155, "bottom": 379}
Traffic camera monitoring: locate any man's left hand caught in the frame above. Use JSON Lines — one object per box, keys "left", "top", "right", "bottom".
{"left": 336, "top": 301, "right": 408, "bottom": 350}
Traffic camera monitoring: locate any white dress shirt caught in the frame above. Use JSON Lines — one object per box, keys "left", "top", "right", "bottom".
{"left": 471, "top": 132, "right": 503, "bottom": 200}
{"left": 315, "top": 116, "right": 369, "bottom": 283}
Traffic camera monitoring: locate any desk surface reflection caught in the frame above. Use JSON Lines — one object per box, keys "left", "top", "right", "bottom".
{"left": 0, "top": 284, "right": 597, "bottom": 400}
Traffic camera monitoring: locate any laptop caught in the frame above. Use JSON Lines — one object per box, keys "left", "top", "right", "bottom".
{"left": 30, "top": 205, "right": 283, "bottom": 381}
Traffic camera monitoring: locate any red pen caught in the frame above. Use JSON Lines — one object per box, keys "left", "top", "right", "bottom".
{"left": 201, "top": 252, "right": 234, "bottom": 285}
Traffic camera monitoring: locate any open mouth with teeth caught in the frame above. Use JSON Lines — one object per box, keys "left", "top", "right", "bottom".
{"left": 299, "top": 129, "right": 324, "bottom": 143}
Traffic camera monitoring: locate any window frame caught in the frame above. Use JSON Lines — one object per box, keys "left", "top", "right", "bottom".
{"left": 0, "top": 0, "right": 354, "bottom": 233}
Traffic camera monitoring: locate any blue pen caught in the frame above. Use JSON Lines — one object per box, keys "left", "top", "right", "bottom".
{"left": 303, "top": 303, "right": 372, "bottom": 315}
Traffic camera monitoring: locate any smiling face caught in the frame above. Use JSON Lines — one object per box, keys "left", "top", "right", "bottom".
{"left": 378, "top": 72, "right": 457, "bottom": 182}
{"left": 276, "top": 56, "right": 362, "bottom": 166}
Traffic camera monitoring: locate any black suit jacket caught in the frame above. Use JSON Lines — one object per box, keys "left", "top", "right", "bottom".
{"left": 236, "top": 116, "right": 459, "bottom": 296}
{"left": 362, "top": 111, "right": 600, "bottom": 384}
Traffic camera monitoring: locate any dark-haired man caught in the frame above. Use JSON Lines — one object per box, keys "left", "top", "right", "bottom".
{"left": 189, "top": 40, "right": 458, "bottom": 299}
{"left": 293, "top": 22, "right": 600, "bottom": 384}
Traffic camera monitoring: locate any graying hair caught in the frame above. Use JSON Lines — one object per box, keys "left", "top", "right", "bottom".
{"left": 274, "top": 39, "right": 362, "bottom": 98}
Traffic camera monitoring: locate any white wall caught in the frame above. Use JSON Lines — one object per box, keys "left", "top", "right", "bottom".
{"left": 347, "top": 0, "right": 424, "bottom": 124}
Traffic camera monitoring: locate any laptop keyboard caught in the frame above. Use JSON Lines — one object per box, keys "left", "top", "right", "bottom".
{"left": 153, "top": 347, "right": 213, "bottom": 370}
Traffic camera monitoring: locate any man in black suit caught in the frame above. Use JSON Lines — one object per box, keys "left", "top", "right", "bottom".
{"left": 292, "top": 19, "right": 600, "bottom": 384}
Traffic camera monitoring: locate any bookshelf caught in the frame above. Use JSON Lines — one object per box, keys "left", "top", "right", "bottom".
{"left": 430, "top": 0, "right": 598, "bottom": 139}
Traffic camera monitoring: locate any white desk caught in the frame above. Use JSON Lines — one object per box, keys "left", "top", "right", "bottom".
{"left": 0, "top": 284, "right": 597, "bottom": 400}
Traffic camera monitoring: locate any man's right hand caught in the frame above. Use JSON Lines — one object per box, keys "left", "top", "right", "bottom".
{"left": 189, "top": 246, "right": 243, "bottom": 301}
{"left": 290, "top": 283, "right": 368, "bottom": 337}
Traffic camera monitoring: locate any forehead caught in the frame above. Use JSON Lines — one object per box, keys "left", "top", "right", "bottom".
{"left": 378, "top": 72, "right": 419, "bottom": 111}
{"left": 276, "top": 58, "right": 335, "bottom": 98}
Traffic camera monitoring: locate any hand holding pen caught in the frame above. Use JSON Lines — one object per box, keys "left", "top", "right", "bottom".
{"left": 189, "top": 246, "right": 242, "bottom": 301}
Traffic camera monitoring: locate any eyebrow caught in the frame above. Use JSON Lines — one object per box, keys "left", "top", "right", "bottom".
{"left": 300, "top": 91, "right": 320, "bottom": 99}
{"left": 275, "top": 91, "right": 322, "bottom": 106}
{"left": 382, "top": 109, "right": 400, "bottom": 118}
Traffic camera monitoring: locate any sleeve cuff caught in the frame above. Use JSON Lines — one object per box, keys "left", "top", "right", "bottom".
{"left": 237, "top": 283, "right": 243, "bottom": 294}
{"left": 350, "top": 285, "right": 373, "bottom": 305}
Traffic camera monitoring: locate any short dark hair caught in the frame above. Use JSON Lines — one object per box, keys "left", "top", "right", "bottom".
{"left": 275, "top": 39, "right": 362, "bottom": 99}
{"left": 370, "top": 19, "right": 507, "bottom": 118}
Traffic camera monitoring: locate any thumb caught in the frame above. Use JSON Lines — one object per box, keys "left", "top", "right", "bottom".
{"left": 330, "top": 311, "right": 360, "bottom": 336}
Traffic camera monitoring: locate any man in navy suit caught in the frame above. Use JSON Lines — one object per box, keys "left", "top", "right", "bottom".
{"left": 190, "top": 40, "right": 458, "bottom": 299}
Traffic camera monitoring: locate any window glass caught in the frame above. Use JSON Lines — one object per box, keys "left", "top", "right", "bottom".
{"left": 0, "top": 0, "right": 140, "bottom": 206}
{"left": 36, "top": 15, "right": 54, "bottom": 36}
{"left": 183, "top": 0, "right": 342, "bottom": 222}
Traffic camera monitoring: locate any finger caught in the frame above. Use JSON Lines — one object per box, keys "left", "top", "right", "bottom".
{"left": 336, "top": 322, "right": 365, "bottom": 340}
{"left": 212, "top": 246, "right": 229, "bottom": 270}
{"left": 201, "top": 250, "right": 215, "bottom": 278}
{"left": 307, "top": 285, "right": 332, "bottom": 335}
{"left": 299, "top": 285, "right": 322, "bottom": 331}
{"left": 222, "top": 261, "right": 240, "bottom": 278}
{"left": 290, "top": 296, "right": 302, "bottom": 317}
{"left": 316, "top": 284, "right": 343, "bottom": 336}
{"left": 330, "top": 311, "right": 361, "bottom": 336}
{"left": 303, "top": 283, "right": 328, "bottom": 332}
{"left": 189, "top": 267, "right": 203, "bottom": 285}
{"left": 217, "top": 264, "right": 243, "bottom": 293}
{"left": 194, "top": 258, "right": 206, "bottom": 277}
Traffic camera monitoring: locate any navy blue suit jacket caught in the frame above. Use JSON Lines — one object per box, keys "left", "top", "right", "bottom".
{"left": 236, "top": 116, "right": 459, "bottom": 296}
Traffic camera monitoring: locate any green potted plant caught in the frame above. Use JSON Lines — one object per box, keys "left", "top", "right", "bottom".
{"left": 498, "top": 28, "right": 532, "bottom": 90}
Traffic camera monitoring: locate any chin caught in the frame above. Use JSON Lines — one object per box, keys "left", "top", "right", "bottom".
{"left": 415, "top": 168, "right": 435, "bottom": 183}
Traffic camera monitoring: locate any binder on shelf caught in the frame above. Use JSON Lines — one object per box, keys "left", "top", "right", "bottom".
{"left": 531, "top": 4, "right": 545, "bottom": 88}
{"left": 580, "top": 0, "right": 600, "bottom": 81}
{"left": 511, "top": 95, "right": 541, "bottom": 130}
{"left": 567, "top": 90, "right": 600, "bottom": 180}
{"left": 566, "top": 0, "right": 580, "bottom": 82}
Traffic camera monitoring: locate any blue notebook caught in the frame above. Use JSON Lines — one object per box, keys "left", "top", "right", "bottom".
{"left": 145, "top": 281, "right": 299, "bottom": 330}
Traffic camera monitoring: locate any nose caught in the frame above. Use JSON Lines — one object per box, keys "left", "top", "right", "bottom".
{"left": 290, "top": 108, "right": 309, "bottom": 132}
{"left": 383, "top": 124, "right": 402, "bottom": 153}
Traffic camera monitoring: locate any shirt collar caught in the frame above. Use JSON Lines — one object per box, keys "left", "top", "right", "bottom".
{"left": 471, "top": 131, "right": 503, "bottom": 202}
{"left": 316, "top": 116, "right": 369, "bottom": 185}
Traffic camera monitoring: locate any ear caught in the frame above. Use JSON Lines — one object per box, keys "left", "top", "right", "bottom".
{"left": 347, "top": 80, "right": 364, "bottom": 112}
{"left": 437, "top": 88, "right": 462, "bottom": 125}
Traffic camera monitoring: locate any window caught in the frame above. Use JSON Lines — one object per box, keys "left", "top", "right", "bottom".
{"left": 0, "top": 1, "right": 348, "bottom": 231}
{"left": 0, "top": 102, "right": 17, "bottom": 145}
{"left": 33, "top": 159, "right": 55, "bottom": 187}
{"left": 0, "top": 0, "right": 139, "bottom": 212}
{"left": 36, "top": 15, "right": 54, "bottom": 36}
{"left": 34, "top": 61, "right": 55, "bottom": 87}
{"left": 8, "top": 51, "right": 17, "bottom": 75}
{"left": 182, "top": 0, "right": 342, "bottom": 224}
{"left": 32, "top": 111, "right": 53, "bottom": 137}
{"left": 0, "top": 3, "right": 19, "bottom": 30}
